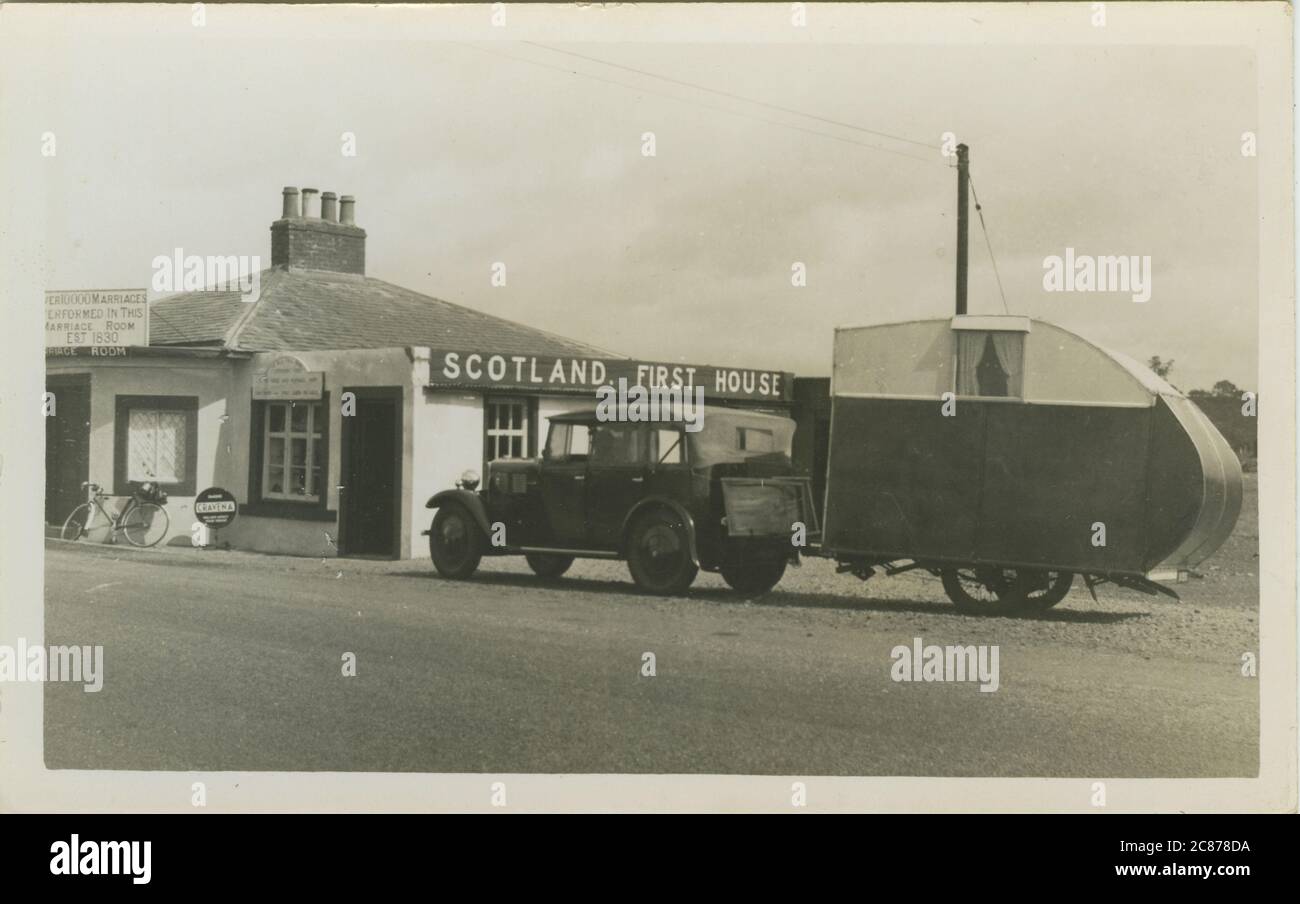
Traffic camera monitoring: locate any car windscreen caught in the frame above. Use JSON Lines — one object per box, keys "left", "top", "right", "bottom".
{"left": 687, "top": 414, "right": 795, "bottom": 467}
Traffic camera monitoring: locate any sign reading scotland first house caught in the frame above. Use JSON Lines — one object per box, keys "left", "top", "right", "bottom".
{"left": 45, "top": 289, "right": 149, "bottom": 349}
{"left": 428, "top": 350, "right": 792, "bottom": 403}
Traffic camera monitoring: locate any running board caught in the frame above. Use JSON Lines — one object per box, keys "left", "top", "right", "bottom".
{"left": 516, "top": 546, "right": 619, "bottom": 559}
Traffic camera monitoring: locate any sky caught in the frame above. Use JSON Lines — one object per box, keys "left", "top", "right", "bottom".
{"left": 6, "top": 6, "right": 1262, "bottom": 392}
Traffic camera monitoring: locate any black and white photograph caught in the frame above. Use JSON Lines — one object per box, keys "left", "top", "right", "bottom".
{"left": 1, "top": 1, "right": 1295, "bottom": 821}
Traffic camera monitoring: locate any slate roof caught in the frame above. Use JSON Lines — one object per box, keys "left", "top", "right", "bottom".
{"left": 148, "top": 267, "right": 621, "bottom": 358}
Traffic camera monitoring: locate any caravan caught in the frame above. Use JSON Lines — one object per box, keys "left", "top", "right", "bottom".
{"left": 820, "top": 315, "right": 1243, "bottom": 614}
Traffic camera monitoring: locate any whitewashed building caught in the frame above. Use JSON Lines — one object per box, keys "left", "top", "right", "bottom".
{"left": 45, "top": 187, "right": 793, "bottom": 558}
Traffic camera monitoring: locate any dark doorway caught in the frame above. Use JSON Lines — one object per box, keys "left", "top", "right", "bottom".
{"left": 339, "top": 388, "right": 402, "bottom": 558}
{"left": 792, "top": 376, "right": 832, "bottom": 521}
{"left": 46, "top": 374, "right": 91, "bottom": 524}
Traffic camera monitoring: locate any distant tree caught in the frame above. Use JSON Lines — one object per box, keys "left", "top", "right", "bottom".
{"left": 1188, "top": 379, "right": 1257, "bottom": 462}
{"left": 1147, "top": 355, "right": 1175, "bottom": 379}
{"left": 1189, "top": 380, "right": 1246, "bottom": 402}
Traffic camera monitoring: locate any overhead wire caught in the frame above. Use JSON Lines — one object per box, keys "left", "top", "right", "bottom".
{"left": 968, "top": 171, "right": 1011, "bottom": 314}
{"left": 452, "top": 41, "right": 947, "bottom": 167}
{"left": 453, "top": 41, "right": 1018, "bottom": 313}
{"left": 524, "top": 41, "right": 937, "bottom": 151}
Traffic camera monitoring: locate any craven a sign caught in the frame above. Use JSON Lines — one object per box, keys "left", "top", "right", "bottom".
{"left": 193, "top": 487, "right": 239, "bottom": 527}
{"left": 45, "top": 289, "right": 148, "bottom": 348}
{"left": 429, "top": 350, "right": 791, "bottom": 402}
{"left": 253, "top": 355, "right": 324, "bottom": 401}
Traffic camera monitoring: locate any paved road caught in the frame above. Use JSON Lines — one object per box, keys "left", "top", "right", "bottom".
{"left": 43, "top": 541, "right": 1257, "bottom": 776}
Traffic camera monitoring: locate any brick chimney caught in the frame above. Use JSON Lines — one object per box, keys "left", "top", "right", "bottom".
{"left": 270, "top": 186, "right": 366, "bottom": 275}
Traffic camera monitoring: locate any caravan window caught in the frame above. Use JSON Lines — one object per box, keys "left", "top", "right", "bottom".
{"left": 956, "top": 331, "right": 1024, "bottom": 398}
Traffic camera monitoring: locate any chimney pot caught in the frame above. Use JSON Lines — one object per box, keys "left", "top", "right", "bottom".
{"left": 271, "top": 187, "right": 365, "bottom": 274}
{"left": 281, "top": 186, "right": 301, "bottom": 218}
{"left": 301, "top": 187, "right": 320, "bottom": 218}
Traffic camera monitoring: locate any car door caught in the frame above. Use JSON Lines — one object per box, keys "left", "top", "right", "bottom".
{"left": 585, "top": 422, "right": 650, "bottom": 549}
{"left": 645, "top": 425, "right": 691, "bottom": 503}
{"left": 538, "top": 421, "right": 589, "bottom": 547}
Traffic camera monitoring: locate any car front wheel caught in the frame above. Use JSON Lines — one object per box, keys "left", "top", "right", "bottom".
{"left": 626, "top": 510, "right": 698, "bottom": 595}
{"left": 429, "top": 504, "right": 483, "bottom": 579}
{"left": 525, "top": 552, "right": 574, "bottom": 579}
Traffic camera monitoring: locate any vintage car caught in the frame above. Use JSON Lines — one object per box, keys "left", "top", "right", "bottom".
{"left": 822, "top": 315, "right": 1244, "bottom": 615}
{"left": 424, "top": 406, "right": 818, "bottom": 594}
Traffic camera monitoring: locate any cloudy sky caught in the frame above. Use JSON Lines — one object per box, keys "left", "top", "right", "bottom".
{"left": 8, "top": 5, "right": 1263, "bottom": 391}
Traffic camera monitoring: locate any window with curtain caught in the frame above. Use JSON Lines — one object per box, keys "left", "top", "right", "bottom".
{"left": 127, "top": 408, "right": 188, "bottom": 483}
{"left": 955, "top": 331, "right": 1024, "bottom": 397}
{"left": 115, "top": 395, "right": 198, "bottom": 495}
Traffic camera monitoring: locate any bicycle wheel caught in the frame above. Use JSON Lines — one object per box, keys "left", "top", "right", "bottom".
{"left": 59, "top": 503, "right": 95, "bottom": 541}
{"left": 121, "top": 502, "right": 170, "bottom": 548}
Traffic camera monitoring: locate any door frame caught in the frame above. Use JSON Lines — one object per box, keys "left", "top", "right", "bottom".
{"left": 337, "top": 386, "right": 404, "bottom": 559}
{"left": 45, "top": 373, "right": 92, "bottom": 524}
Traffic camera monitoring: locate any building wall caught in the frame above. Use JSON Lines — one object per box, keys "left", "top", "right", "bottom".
{"left": 225, "top": 347, "right": 416, "bottom": 558}
{"left": 409, "top": 390, "right": 483, "bottom": 559}
{"left": 538, "top": 395, "right": 581, "bottom": 444}
{"left": 45, "top": 355, "right": 236, "bottom": 548}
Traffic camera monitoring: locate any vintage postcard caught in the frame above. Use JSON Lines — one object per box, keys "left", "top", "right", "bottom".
{"left": 0, "top": 1, "right": 1294, "bottom": 815}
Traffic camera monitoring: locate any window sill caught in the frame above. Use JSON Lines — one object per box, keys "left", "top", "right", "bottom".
{"left": 116, "top": 481, "right": 196, "bottom": 498}
{"left": 239, "top": 501, "right": 337, "bottom": 522}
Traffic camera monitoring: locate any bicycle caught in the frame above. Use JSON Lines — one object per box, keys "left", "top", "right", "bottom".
{"left": 60, "top": 481, "right": 171, "bottom": 548}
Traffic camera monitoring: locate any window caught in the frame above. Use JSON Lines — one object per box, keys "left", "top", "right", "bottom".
{"left": 129, "top": 410, "right": 187, "bottom": 482}
{"left": 545, "top": 422, "right": 590, "bottom": 462}
{"left": 262, "top": 400, "right": 325, "bottom": 502}
{"left": 737, "top": 427, "right": 775, "bottom": 453}
{"left": 956, "top": 331, "right": 1024, "bottom": 397}
{"left": 486, "top": 397, "right": 531, "bottom": 461}
{"left": 114, "top": 396, "right": 198, "bottom": 496}
{"left": 652, "top": 428, "right": 684, "bottom": 465}
{"left": 589, "top": 423, "right": 645, "bottom": 467}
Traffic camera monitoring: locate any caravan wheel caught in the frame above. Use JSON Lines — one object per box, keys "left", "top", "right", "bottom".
{"left": 941, "top": 567, "right": 1072, "bottom": 616}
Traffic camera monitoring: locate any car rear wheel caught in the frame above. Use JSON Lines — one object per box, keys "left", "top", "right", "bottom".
{"left": 720, "top": 549, "right": 788, "bottom": 596}
{"left": 525, "top": 552, "right": 574, "bottom": 579}
{"left": 429, "top": 504, "right": 483, "bottom": 579}
{"left": 626, "top": 510, "right": 698, "bottom": 595}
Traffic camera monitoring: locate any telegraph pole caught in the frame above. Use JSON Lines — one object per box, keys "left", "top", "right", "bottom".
{"left": 955, "top": 143, "right": 969, "bottom": 316}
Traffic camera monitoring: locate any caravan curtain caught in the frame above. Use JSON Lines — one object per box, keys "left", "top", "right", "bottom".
{"left": 989, "top": 332, "right": 1024, "bottom": 396}
{"left": 956, "top": 331, "right": 985, "bottom": 396}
